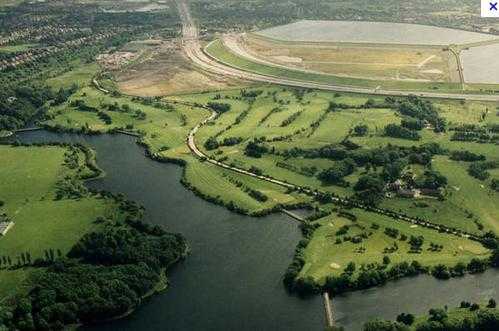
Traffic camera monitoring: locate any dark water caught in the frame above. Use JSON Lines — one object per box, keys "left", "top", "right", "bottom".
{"left": 13, "top": 131, "right": 499, "bottom": 331}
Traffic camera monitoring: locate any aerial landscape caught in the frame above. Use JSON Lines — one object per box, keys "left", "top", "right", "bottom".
{"left": 0, "top": 0, "right": 498, "bottom": 330}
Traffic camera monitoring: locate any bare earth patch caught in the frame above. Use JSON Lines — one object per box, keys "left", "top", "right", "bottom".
{"left": 233, "top": 34, "right": 454, "bottom": 83}
{"left": 329, "top": 263, "right": 341, "bottom": 270}
{"left": 114, "top": 39, "right": 242, "bottom": 96}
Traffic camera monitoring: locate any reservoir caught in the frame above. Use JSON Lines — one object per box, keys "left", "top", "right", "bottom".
{"left": 256, "top": 20, "right": 499, "bottom": 45}
{"left": 13, "top": 131, "right": 499, "bottom": 331}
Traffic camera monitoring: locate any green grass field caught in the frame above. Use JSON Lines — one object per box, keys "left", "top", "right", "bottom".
{"left": 175, "top": 87, "right": 498, "bottom": 235}
{"left": 372, "top": 304, "right": 499, "bottom": 330}
{"left": 44, "top": 65, "right": 312, "bottom": 214}
{"left": 46, "top": 62, "right": 100, "bottom": 90}
{"left": 44, "top": 64, "right": 498, "bottom": 233}
{"left": 300, "top": 210, "right": 488, "bottom": 283}
{"left": 42, "top": 63, "right": 498, "bottom": 287}
{"left": 0, "top": 146, "right": 118, "bottom": 300}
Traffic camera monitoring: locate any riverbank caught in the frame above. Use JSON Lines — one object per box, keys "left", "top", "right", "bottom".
{"left": 0, "top": 140, "right": 189, "bottom": 330}
{"left": 13, "top": 130, "right": 498, "bottom": 331}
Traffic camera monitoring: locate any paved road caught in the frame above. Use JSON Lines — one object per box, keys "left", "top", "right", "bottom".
{"left": 177, "top": 0, "right": 483, "bottom": 242}
{"left": 176, "top": 0, "right": 499, "bottom": 102}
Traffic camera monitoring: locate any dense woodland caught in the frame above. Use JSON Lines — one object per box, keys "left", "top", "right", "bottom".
{"left": 0, "top": 84, "right": 77, "bottom": 131}
{"left": 0, "top": 213, "right": 187, "bottom": 330}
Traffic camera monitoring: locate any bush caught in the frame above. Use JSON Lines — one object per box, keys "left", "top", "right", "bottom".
{"left": 491, "top": 179, "right": 499, "bottom": 192}
{"left": 450, "top": 150, "right": 486, "bottom": 162}
{"left": 207, "top": 102, "right": 231, "bottom": 113}
{"left": 468, "top": 162, "right": 497, "bottom": 181}
{"left": 384, "top": 124, "right": 420, "bottom": 140}
{"left": 204, "top": 137, "right": 219, "bottom": 150}
{"left": 353, "top": 124, "right": 369, "bottom": 136}
{"left": 317, "top": 159, "right": 356, "bottom": 185}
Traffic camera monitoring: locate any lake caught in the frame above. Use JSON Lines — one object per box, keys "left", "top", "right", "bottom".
{"left": 257, "top": 20, "right": 499, "bottom": 46}
{"left": 13, "top": 131, "right": 499, "bottom": 331}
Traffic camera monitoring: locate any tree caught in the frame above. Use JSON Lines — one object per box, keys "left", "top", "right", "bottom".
{"left": 431, "top": 264, "right": 450, "bottom": 279}
{"left": 345, "top": 262, "right": 356, "bottom": 274}
{"left": 491, "top": 249, "right": 499, "bottom": 267}
{"left": 353, "top": 175, "right": 385, "bottom": 206}
{"left": 382, "top": 161, "right": 405, "bottom": 182}
{"left": 383, "top": 256, "right": 391, "bottom": 265}
{"left": 428, "top": 308, "right": 447, "bottom": 322}
{"left": 207, "top": 102, "right": 231, "bottom": 113}
{"left": 492, "top": 179, "right": 499, "bottom": 192}
{"left": 384, "top": 124, "right": 420, "bottom": 140}
{"left": 354, "top": 124, "right": 369, "bottom": 136}
{"left": 416, "top": 170, "right": 447, "bottom": 190}
{"left": 204, "top": 137, "right": 219, "bottom": 150}
{"left": 467, "top": 258, "right": 487, "bottom": 274}
{"left": 244, "top": 140, "right": 268, "bottom": 158}
{"left": 318, "top": 159, "right": 356, "bottom": 185}
{"left": 396, "top": 313, "right": 415, "bottom": 326}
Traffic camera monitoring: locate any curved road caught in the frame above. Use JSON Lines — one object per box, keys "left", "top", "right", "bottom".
{"left": 176, "top": 0, "right": 499, "bottom": 102}
{"left": 177, "top": 0, "right": 484, "bottom": 242}
{"left": 186, "top": 105, "right": 481, "bottom": 242}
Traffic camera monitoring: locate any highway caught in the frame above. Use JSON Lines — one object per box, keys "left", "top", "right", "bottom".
{"left": 176, "top": 0, "right": 499, "bottom": 102}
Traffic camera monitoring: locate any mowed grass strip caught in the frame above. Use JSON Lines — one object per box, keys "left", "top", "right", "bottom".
{"left": 382, "top": 156, "right": 499, "bottom": 234}
{"left": 184, "top": 160, "right": 307, "bottom": 213}
{"left": 188, "top": 87, "right": 498, "bottom": 235}
{"left": 300, "top": 210, "right": 489, "bottom": 284}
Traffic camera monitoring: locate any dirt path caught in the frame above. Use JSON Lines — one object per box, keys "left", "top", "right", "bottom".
{"left": 417, "top": 55, "right": 436, "bottom": 68}
{"left": 449, "top": 47, "right": 465, "bottom": 90}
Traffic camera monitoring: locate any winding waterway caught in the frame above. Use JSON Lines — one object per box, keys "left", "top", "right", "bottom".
{"left": 13, "top": 131, "right": 499, "bottom": 331}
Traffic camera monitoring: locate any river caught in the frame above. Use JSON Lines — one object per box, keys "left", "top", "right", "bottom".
{"left": 12, "top": 131, "right": 499, "bottom": 331}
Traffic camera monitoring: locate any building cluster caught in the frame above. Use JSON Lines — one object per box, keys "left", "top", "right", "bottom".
{"left": 0, "top": 31, "right": 120, "bottom": 71}
{"left": 386, "top": 179, "right": 442, "bottom": 199}
{"left": 0, "top": 25, "right": 82, "bottom": 46}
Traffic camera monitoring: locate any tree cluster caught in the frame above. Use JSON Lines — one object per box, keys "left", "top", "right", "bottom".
{"left": 0, "top": 221, "right": 187, "bottom": 330}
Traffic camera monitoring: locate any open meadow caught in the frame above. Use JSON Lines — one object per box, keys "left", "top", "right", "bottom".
{"left": 300, "top": 210, "right": 489, "bottom": 284}
{"left": 182, "top": 87, "right": 498, "bottom": 237}
{"left": 0, "top": 145, "right": 119, "bottom": 300}
{"left": 42, "top": 60, "right": 498, "bottom": 281}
